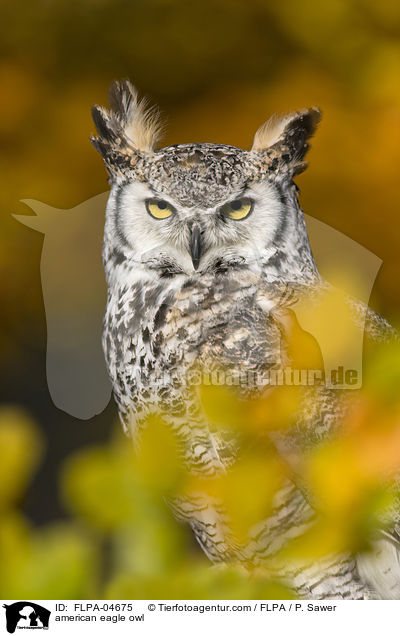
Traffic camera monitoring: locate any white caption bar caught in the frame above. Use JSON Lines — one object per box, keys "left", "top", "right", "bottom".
{"left": 1, "top": 599, "right": 398, "bottom": 635}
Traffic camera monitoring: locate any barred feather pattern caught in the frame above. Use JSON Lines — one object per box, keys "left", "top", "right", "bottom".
{"left": 102, "top": 194, "right": 395, "bottom": 598}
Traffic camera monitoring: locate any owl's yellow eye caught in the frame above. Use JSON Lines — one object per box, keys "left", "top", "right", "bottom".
{"left": 221, "top": 198, "right": 253, "bottom": 221}
{"left": 146, "top": 199, "right": 175, "bottom": 220}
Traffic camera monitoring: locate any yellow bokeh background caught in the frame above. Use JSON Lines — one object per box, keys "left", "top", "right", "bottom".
{"left": 1, "top": 0, "right": 400, "bottom": 599}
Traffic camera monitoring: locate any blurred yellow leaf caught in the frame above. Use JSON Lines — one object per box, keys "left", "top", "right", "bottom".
{"left": 61, "top": 443, "right": 137, "bottom": 531}
{"left": 105, "top": 562, "right": 295, "bottom": 600}
{"left": 134, "top": 415, "right": 185, "bottom": 494}
{"left": 0, "top": 521, "right": 98, "bottom": 599}
{"left": 0, "top": 407, "right": 43, "bottom": 512}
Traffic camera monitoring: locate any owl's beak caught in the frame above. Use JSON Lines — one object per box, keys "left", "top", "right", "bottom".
{"left": 190, "top": 224, "right": 202, "bottom": 270}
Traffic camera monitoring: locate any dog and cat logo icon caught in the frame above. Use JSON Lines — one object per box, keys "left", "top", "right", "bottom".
{"left": 2, "top": 602, "right": 50, "bottom": 633}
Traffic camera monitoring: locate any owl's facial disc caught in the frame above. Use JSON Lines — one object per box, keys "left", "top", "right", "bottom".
{"left": 112, "top": 180, "right": 284, "bottom": 274}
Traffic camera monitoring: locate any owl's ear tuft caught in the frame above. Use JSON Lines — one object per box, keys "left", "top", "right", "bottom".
{"left": 91, "top": 80, "right": 164, "bottom": 160}
{"left": 108, "top": 80, "right": 164, "bottom": 152}
{"left": 251, "top": 107, "right": 321, "bottom": 175}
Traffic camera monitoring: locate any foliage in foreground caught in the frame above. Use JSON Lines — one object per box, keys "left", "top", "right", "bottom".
{"left": 2, "top": 338, "right": 400, "bottom": 599}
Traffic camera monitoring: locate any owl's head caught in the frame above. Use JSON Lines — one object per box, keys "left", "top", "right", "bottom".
{"left": 91, "top": 80, "right": 321, "bottom": 278}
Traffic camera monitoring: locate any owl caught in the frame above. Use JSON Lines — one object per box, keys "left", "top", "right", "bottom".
{"left": 91, "top": 80, "right": 399, "bottom": 599}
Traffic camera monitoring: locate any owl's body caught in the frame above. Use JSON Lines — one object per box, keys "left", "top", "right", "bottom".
{"left": 92, "top": 81, "right": 399, "bottom": 599}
